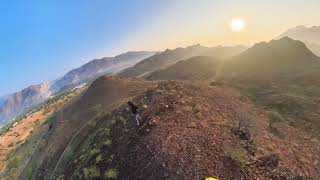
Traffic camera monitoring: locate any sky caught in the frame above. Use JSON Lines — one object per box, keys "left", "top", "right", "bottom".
{"left": 1, "top": 0, "right": 320, "bottom": 96}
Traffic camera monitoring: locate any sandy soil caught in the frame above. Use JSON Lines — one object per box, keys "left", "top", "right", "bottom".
{"left": 0, "top": 94, "right": 71, "bottom": 170}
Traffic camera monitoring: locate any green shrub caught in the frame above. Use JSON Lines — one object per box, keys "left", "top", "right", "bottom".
{"left": 110, "top": 118, "right": 117, "bottom": 125}
{"left": 104, "top": 168, "right": 118, "bottom": 179}
{"left": 104, "top": 128, "right": 111, "bottom": 136}
{"left": 83, "top": 166, "right": 100, "bottom": 179}
{"left": 7, "top": 156, "right": 20, "bottom": 170}
{"left": 268, "top": 110, "right": 284, "bottom": 123}
{"left": 103, "top": 140, "right": 112, "bottom": 147}
{"left": 89, "top": 148, "right": 100, "bottom": 158}
{"left": 118, "top": 116, "right": 127, "bottom": 125}
{"left": 95, "top": 154, "right": 102, "bottom": 164}
{"left": 223, "top": 145, "right": 248, "bottom": 166}
{"left": 267, "top": 110, "right": 284, "bottom": 138}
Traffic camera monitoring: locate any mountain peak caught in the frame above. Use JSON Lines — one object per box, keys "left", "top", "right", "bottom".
{"left": 270, "top": 36, "right": 306, "bottom": 47}
{"left": 249, "top": 37, "right": 314, "bottom": 57}
{"left": 278, "top": 25, "right": 320, "bottom": 44}
{"left": 220, "top": 36, "right": 320, "bottom": 81}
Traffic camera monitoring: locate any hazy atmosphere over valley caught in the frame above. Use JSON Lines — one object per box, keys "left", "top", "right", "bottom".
{"left": 1, "top": 0, "right": 320, "bottom": 179}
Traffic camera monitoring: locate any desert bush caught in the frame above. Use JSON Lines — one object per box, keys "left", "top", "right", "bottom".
{"left": 268, "top": 110, "right": 284, "bottom": 123}
{"left": 232, "top": 110, "right": 258, "bottom": 136}
{"left": 104, "top": 128, "right": 111, "bottom": 135}
{"left": 89, "top": 148, "right": 100, "bottom": 159}
{"left": 65, "top": 147, "right": 75, "bottom": 163}
{"left": 7, "top": 156, "right": 20, "bottom": 171}
{"left": 267, "top": 110, "right": 284, "bottom": 138}
{"left": 104, "top": 168, "right": 118, "bottom": 179}
{"left": 103, "top": 140, "right": 112, "bottom": 147}
{"left": 95, "top": 154, "right": 102, "bottom": 164}
{"left": 83, "top": 166, "right": 100, "bottom": 179}
{"left": 118, "top": 116, "right": 127, "bottom": 125}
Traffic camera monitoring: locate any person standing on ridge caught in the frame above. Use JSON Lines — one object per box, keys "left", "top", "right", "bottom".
{"left": 127, "top": 101, "right": 141, "bottom": 126}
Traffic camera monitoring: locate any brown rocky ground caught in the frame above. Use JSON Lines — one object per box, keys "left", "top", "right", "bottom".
{"left": 119, "top": 81, "right": 319, "bottom": 179}
{"left": 54, "top": 78, "right": 319, "bottom": 179}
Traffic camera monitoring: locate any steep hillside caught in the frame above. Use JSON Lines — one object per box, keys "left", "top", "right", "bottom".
{"left": 147, "top": 56, "right": 220, "bottom": 80}
{"left": 219, "top": 37, "right": 319, "bottom": 80}
{"left": 0, "top": 84, "right": 86, "bottom": 179}
{"left": 218, "top": 37, "right": 320, "bottom": 136}
{"left": 278, "top": 25, "right": 320, "bottom": 56}
{"left": 304, "top": 41, "right": 320, "bottom": 57}
{"left": 17, "top": 76, "right": 155, "bottom": 180}
{"left": 18, "top": 78, "right": 319, "bottom": 179}
{"left": 118, "top": 45, "right": 246, "bottom": 78}
{"left": 0, "top": 83, "right": 52, "bottom": 126}
{"left": 0, "top": 51, "right": 155, "bottom": 127}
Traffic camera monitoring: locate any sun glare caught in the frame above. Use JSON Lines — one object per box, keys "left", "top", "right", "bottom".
{"left": 230, "top": 18, "right": 246, "bottom": 32}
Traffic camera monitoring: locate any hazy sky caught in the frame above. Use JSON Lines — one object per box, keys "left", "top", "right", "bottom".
{"left": 1, "top": 0, "right": 320, "bottom": 96}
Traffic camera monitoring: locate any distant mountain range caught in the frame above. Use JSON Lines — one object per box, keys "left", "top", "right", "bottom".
{"left": 144, "top": 37, "right": 320, "bottom": 84}
{"left": 278, "top": 25, "right": 320, "bottom": 56}
{"left": 0, "top": 51, "right": 155, "bottom": 126}
{"left": 220, "top": 37, "right": 320, "bottom": 80}
{"left": 3, "top": 25, "right": 319, "bottom": 127}
{"left": 50, "top": 51, "right": 155, "bottom": 93}
{"left": 139, "top": 37, "right": 320, "bottom": 136}
{"left": 118, "top": 44, "right": 246, "bottom": 78}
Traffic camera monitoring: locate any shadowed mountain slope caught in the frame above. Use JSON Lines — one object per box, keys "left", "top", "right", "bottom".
{"left": 218, "top": 37, "right": 320, "bottom": 136}
{"left": 219, "top": 37, "right": 320, "bottom": 81}
{"left": 147, "top": 56, "right": 221, "bottom": 81}
{"left": 118, "top": 45, "right": 246, "bottom": 78}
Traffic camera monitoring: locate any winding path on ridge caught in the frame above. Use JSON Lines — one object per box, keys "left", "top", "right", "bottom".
{"left": 50, "top": 97, "right": 132, "bottom": 179}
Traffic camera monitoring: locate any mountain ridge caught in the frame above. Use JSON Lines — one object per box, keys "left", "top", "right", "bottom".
{"left": 278, "top": 25, "right": 320, "bottom": 56}
{"left": 147, "top": 56, "right": 221, "bottom": 81}
{"left": 0, "top": 51, "right": 155, "bottom": 126}
{"left": 118, "top": 44, "right": 246, "bottom": 78}
{"left": 219, "top": 37, "right": 320, "bottom": 80}
{"left": 1, "top": 37, "right": 320, "bottom": 179}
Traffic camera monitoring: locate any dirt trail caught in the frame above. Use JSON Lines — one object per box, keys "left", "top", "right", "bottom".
{"left": 51, "top": 96, "right": 132, "bottom": 178}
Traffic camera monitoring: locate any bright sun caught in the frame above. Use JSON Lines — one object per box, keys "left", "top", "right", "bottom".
{"left": 230, "top": 18, "right": 246, "bottom": 32}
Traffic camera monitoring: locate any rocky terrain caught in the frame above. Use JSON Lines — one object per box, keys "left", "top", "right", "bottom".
{"left": 0, "top": 37, "right": 319, "bottom": 179}
{"left": 13, "top": 77, "right": 318, "bottom": 179}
